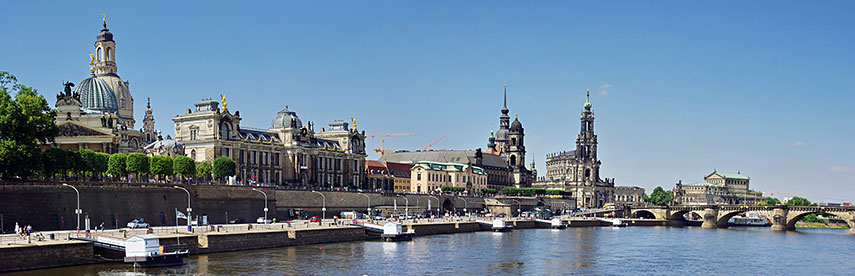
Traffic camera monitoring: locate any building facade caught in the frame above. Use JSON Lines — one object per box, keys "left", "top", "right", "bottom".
{"left": 379, "top": 149, "right": 511, "bottom": 191}
{"left": 46, "top": 19, "right": 152, "bottom": 154}
{"left": 533, "top": 91, "right": 642, "bottom": 209}
{"left": 614, "top": 186, "right": 645, "bottom": 206}
{"left": 673, "top": 171, "right": 763, "bottom": 205}
{"left": 173, "top": 99, "right": 367, "bottom": 187}
{"left": 409, "top": 161, "right": 487, "bottom": 194}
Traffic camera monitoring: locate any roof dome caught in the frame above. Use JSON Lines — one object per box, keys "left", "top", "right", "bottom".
{"left": 75, "top": 74, "right": 118, "bottom": 113}
{"left": 271, "top": 106, "right": 302, "bottom": 129}
{"left": 510, "top": 117, "right": 523, "bottom": 132}
{"left": 495, "top": 128, "right": 509, "bottom": 140}
{"left": 97, "top": 22, "right": 114, "bottom": 42}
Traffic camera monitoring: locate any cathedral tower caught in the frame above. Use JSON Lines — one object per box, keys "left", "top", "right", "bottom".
{"left": 494, "top": 82, "right": 511, "bottom": 154}
{"left": 142, "top": 97, "right": 156, "bottom": 143}
{"left": 93, "top": 16, "right": 135, "bottom": 128}
{"left": 575, "top": 90, "right": 600, "bottom": 182}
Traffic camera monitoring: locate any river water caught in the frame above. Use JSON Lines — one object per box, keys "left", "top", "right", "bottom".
{"left": 9, "top": 226, "right": 855, "bottom": 275}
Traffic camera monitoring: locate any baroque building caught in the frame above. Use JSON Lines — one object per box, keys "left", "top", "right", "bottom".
{"left": 409, "top": 161, "right": 487, "bottom": 194}
{"left": 172, "top": 98, "right": 367, "bottom": 187}
{"left": 534, "top": 91, "right": 642, "bottom": 209}
{"left": 485, "top": 82, "right": 534, "bottom": 187}
{"left": 673, "top": 171, "right": 763, "bottom": 205}
{"left": 46, "top": 18, "right": 149, "bottom": 153}
{"left": 379, "top": 149, "right": 510, "bottom": 191}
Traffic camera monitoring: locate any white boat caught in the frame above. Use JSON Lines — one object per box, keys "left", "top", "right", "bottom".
{"left": 728, "top": 212, "right": 770, "bottom": 227}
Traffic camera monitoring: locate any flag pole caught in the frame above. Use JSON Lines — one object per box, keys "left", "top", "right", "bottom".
{"left": 176, "top": 208, "right": 180, "bottom": 245}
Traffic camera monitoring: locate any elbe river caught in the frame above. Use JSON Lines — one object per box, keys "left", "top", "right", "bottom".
{"left": 8, "top": 227, "right": 855, "bottom": 275}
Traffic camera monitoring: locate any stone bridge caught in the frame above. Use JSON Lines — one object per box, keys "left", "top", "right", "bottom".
{"left": 630, "top": 205, "right": 855, "bottom": 234}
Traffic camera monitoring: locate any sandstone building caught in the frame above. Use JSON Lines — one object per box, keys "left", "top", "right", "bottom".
{"left": 173, "top": 99, "right": 367, "bottom": 187}
{"left": 673, "top": 171, "right": 763, "bottom": 205}
{"left": 409, "top": 161, "right": 487, "bottom": 194}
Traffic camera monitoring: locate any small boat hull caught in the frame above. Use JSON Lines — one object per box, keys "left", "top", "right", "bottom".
{"left": 126, "top": 251, "right": 188, "bottom": 268}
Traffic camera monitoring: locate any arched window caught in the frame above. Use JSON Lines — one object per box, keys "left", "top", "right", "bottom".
{"left": 585, "top": 168, "right": 591, "bottom": 178}
{"left": 220, "top": 123, "right": 230, "bottom": 139}
{"left": 511, "top": 137, "right": 516, "bottom": 145}
{"left": 106, "top": 48, "right": 112, "bottom": 61}
{"left": 191, "top": 149, "right": 196, "bottom": 160}
{"left": 510, "top": 155, "right": 517, "bottom": 166}
{"left": 97, "top": 48, "right": 102, "bottom": 61}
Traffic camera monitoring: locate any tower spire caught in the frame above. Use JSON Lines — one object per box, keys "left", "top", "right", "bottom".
{"left": 503, "top": 81, "right": 507, "bottom": 109}
{"left": 102, "top": 13, "right": 107, "bottom": 28}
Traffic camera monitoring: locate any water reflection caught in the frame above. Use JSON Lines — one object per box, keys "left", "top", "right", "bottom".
{"left": 6, "top": 227, "right": 854, "bottom": 275}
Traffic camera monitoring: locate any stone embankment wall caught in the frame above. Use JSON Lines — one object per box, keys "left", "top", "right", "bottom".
{"left": 0, "top": 241, "right": 98, "bottom": 273}
{"left": 196, "top": 227, "right": 368, "bottom": 254}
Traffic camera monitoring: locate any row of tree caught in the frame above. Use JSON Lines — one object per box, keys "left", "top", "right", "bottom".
{"left": 35, "top": 148, "right": 238, "bottom": 182}
{"left": 0, "top": 72, "right": 58, "bottom": 179}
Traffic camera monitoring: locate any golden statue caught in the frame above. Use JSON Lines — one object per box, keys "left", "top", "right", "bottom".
{"left": 351, "top": 117, "right": 357, "bottom": 129}
{"left": 220, "top": 94, "right": 228, "bottom": 109}
{"left": 103, "top": 13, "right": 107, "bottom": 23}
{"left": 88, "top": 52, "right": 96, "bottom": 72}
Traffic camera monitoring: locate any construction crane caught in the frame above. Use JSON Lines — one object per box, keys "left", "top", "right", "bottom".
{"left": 422, "top": 136, "right": 446, "bottom": 151}
{"left": 373, "top": 139, "right": 393, "bottom": 157}
{"left": 365, "top": 133, "right": 416, "bottom": 138}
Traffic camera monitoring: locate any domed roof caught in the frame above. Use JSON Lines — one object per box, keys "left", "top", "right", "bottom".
{"left": 75, "top": 74, "right": 118, "bottom": 113}
{"left": 510, "top": 117, "right": 523, "bottom": 132}
{"left": 495, "top": 128, "right": 509, "bottom": 140}
{"left": 271, "top": 106, "right": 302, "bottom": 129}
{"left": 97, "top": 22, "right": 113, "bottom": 42}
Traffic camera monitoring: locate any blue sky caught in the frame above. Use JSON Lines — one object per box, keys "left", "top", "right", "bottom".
{"left": 2, "top": 1, "right": 854, "bottom": 201}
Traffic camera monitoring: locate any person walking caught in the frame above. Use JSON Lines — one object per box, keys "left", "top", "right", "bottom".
{"left": 14, "top": 222, "right": 20, "bottom": 237}
{"left": 25, "top": 225, "right": 32, "bottom": 236}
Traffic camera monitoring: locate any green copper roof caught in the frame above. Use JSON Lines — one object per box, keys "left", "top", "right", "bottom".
{"left": 684, "top": 182, "right": 722, "bottom": 187}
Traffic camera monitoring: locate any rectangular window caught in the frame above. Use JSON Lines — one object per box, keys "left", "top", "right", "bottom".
{"left": 418, "top": 173, "right": 422, "bottom": 181}
{"left": 222, "top": 148, "right": 229, "bottom": 158}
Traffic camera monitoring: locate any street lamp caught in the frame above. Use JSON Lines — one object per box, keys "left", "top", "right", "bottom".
{"left": 512, "top": 199, "right": 521, "bottom": 217}
{"left": 357, "top": 193, "right": 371, "bottom": 216}
{"left": 457, "top": 196, "right": 468, "bottom": 215}
{"left": 396, "top": 194, "right": 409, "bottom": 217}
{"left": 428, "top": 195, "right": 440, "bottom": 217}
{"left": 251, "top": 188, "right": 268, "bottom": 224}
{"left": 311, "top": 191, "right": 326, "bottom": 220}
{"left": 173, "top": 186, "right": 192, "bottom": 231}
{"left": 62, "top": 183, "right": 82, "bottom": 230}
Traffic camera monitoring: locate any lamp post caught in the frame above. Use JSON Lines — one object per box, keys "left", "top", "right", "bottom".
{"left": 62, "top": 183, "right": 82, "bottom": 230}
{"left": 357, "top": 193, "right": 371, "bottom": 217}
{"left": 251, "top": 188, "right": 268, "bottom": 224}
{"left": 457, "top": 196, "right": 468, "bottom": 216}
{"left": 512, "top": 200, "right": 521, "bottom": 217}
{"left": 173, "top": 186, "right": 192, "bottom": 231}
{"left": 428, "top": 195, "right": 440, "bottom": 217}
{"left": 311, "top": 191, "right": 326, "bottom": 220}
{"left": 396, "top": 194, "right": 409, "bottom": 217}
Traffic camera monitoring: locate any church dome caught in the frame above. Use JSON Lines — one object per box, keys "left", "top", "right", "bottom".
{"left": 75, "top": 74, "right": 118, "bottom": 113}
{"left": 495, "top": 128, "right": 509, "bottom": 140}
{"left": 271, "top": 106, "right": 302, "bottom": 129}
{"left": 510, "top": 118, "right": 523, "bottom": 132}
{"left": 97, "top": 23, "right": 113, "bottom": 42}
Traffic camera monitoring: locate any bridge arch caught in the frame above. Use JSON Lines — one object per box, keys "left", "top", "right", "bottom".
{"left": 715, "top": 209, "right": 750, "bottom": 228}
{"left": 631, "top": 210, "right": 656, "bottom": 219}
{"left": 442, "top": 198, "right": 455, "bottom": 212}
{"left": 667, "top": 210, "right": 704, "bottom": 221}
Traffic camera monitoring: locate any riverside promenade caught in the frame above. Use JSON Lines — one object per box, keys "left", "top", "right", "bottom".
{"left": 0, "top": 216, "right": 636, "bottom": 273}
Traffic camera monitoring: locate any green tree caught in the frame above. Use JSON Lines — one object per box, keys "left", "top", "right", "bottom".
{"left": 758, "top": 197, "right": 782, "bottom": 206}
{"left": 173, "top": 156, "right": 196, "bottom": 178}
{"left": 645, "top": 186, "right": 674, "bottom": 206}
{"left": 0, "top": 72, "right": 57, "bottom": 179}
{"left": 68, "top": 150, "right": 87, "bottom": 177}
{"left": 107, "top": 153, "right": 127, "bottom": 178}
{"left": 93, "top": 152, "right": 110, "bottom": 178}
{"left": 77, "top": 149, "right": 98, "bottom": 176}
{"left": 126, "top": 153, "right": 150, "bottom": 181}
{"left": 150, "top": 155, "right": 174, "bottom": 181}
{"left": 197, "top": 161, "right": 213, "bottom": 181}
{"left": 40, "top": 147, "right": 68, "bottom": 180}
{"left": 213, "top": 156, "right": 236, "bottom": 179}
{"left": 785, "top": 196, "right": 813, "bottom": 206}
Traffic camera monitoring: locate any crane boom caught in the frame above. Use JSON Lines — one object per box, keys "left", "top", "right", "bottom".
{"left": 422, "top": 136, "right": 446, "bottom": 151}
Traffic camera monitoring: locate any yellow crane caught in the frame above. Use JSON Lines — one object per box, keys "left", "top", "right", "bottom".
{"left": 373, "top": 139, "right": 393, "bottom": 157}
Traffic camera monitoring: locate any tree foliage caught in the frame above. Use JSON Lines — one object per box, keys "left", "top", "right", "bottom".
{"left": 126, "top": 153, "right": 150, "bottom": 176}
{"left": 173, "top": 156, "right": 196, "bottom": 177}
{"left": 40, "top": 147, "right": 68, "bottom": 178}
{"left": 213, "top": 156, "right": 236, "bottom": 178}
{"left": 197, "top": 161, "right": 212, "bottom": 178}
{"left": 785, "top": 196, "right": 814, "bottom": 206}
{"left": 440, "top": 186, "right": 466, "bottom": 193}
{"left": 644, "top": 186, "right": 674, "bottom": 206}
{"left": 107, "top": 153, "right": 127, "bottom": 176}
{"left": 93, "top": 152, "right": 110, "bottom": 175}
{"left": 481, "top": 188, "right": 497, "bottom": 194}
{"left": 758, "top": 197, "right": 782, "bottom": 206}
{"left": 0, "top": 71, "right": 57, "bottom": 178}
{"left": 150, "top": 155, "right": 174, "bottom": 178}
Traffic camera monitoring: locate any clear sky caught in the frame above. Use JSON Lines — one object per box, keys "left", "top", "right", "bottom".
{"left": 2, "top": 1, "right": 854, "bottom": 202}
